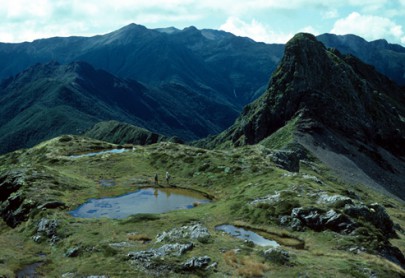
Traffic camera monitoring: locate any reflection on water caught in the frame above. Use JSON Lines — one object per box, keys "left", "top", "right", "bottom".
{"left": 215, "top": 224, "right": 280, "bottom": 247}
{"left": 70, "top": 148, "right": 128, "bottom": 158}
{"left": 69, "top": 187, "right": 210, "bottom": 219}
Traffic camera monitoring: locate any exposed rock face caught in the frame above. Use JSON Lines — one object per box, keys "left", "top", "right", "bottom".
{"left": 289, "top": 207, "right": 356, "bottom": 233}
{"left": 205, "top": 33, "right": 405, "bottom": 200}
{"left": 128, "top": 243, "right": 194, "bottom": 262}
{"left": 0, "top": 170, "right": 34, "bottom": 227}
{"left": 211, "top": 33, "right": 404, "bottom": 152}
{"left": 156, "top": 223, "right": 210, "bottom": 243}
{"left": 33, "top": 218, "right": 59, "bottom": 244}
{"left": 267, "top": 150, "right": 300, "bottom": 172}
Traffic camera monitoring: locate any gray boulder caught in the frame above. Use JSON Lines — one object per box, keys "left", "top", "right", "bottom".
{"left": 156, "top": 224, "right": 210, "bottom": 243}
{"left": 33, "top": 218, "right": 59, "bottom": 243}
{"left": 182, "top": 256, "right": 211, "bottom": 270}
{"left": 261, "top": 248, "right": 290, "bottom": 265}
{"left": 317, "top": 193, "right": 353, "bottom": 207}
{"left": 290, "top": 207, "right": 356, "bottom": 233}
{"left": 37, "top": 218, "right": 58, "bottom": 237}
{"left": 65, "top": 247, "right": 80, "bottom": 257}
{"left": 128, "top": 243, "right": 194, "bottom": 261}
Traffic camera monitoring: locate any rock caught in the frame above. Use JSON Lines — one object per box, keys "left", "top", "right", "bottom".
{"left": 109, "top": 242, "right": 133, "bottom": 248}
{"left": 32, "top": 235, "right": 42, "bottom": 243}
{"left": 206, "top": 262, "right": 218, "bottom": 270}
{"left": 251, "top": 192, "right": 281, "bottom": 206}
{"left": 267, "top": 150, "right": 300, "bottom": 172}
{"left": 65, "top": 247, "right": 80, "bottom": 257}
{"left": 377, "top": 244, "right": 405, "bottom": 267}
{"left": 37, "top": 218, "right": 58, "bottom": 237}
{"left": 156, "top": 224, "right": 210, "bottom": 243}
{"left": 261, "top": 248, "right": 290, "bottom": 264}
{"left": 0, "top": 170, "right": 36, "bottom": 227}
{"left": 37, "top": 201, "right": 66, "bottom": 210}
{"left": 61, "top": 273, "right": 75, "bottom": 278}
{"left": 182, "top": 256, "right": 211, "bottom": 270}
{"left": 290, "top": 207, "right": 356, "bottom": 233}
{"left": 348, "top": 246, "right": 366, "bottom": 254}
{"left": 290, "top": 218, "right": 305, "bottom": 231}
{"left": 343, "top": 203, "right": 395, "bottom": 237}
{"left": 128, "top": 243, "right": 194, "bottom": 261}
{"left": 302, "top": 174, "right": 323, "bottom": 185}
{"left": 320, "top": 209, "right": 356, "bottom": 233}
{"left": 317, "top": 193, "right": 353, "bottom": 207}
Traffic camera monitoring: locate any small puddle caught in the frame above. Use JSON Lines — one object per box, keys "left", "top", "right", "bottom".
{"left": 216, "top": 224, "right": 280, "bottom": 247}
{"left": 70, "top": 148, "right": 128, "bottom": 158}
{"left": 69, "top": 187, "right": 210, "bottom": 219}
{"left": 16, "top": 253, "right": 46, "bottom": 278}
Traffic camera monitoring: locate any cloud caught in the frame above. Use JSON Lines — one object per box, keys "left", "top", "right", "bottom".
{"left": 219, "top": 17, "right": 293, "bottom": 43}
{"left": 219, "top": 17, "right": 320, "bottom": 44}
{"left": 322, "top": 9, "right": 339, "bottom": 19}
{"left": 0, "top": 0, "right": 403, "bottom": 43}
{"left": 331, "top": 12, "right": 405, "bottom": 44}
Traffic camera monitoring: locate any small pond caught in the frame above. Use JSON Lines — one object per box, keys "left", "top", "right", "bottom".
{"left": 70, "top": 148, "right": 128, "bottom": 158}
{"left": 69, "top": 187, "right": 210, "bottom": 219}
{"left": 216, "top": 224, "right": 280, "bottom": 247}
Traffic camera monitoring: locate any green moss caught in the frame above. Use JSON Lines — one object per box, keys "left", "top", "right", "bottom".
{"left": 259, "top": 116, "right": 299, "bottom": 149}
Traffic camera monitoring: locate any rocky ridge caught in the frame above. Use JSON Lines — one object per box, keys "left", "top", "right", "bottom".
{"left": 204, "top": 33, "right": 405, "bottom": 200}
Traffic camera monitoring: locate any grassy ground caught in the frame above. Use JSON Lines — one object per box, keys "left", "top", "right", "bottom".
{"left": 0, "top": 135, "right": 404, "bottom": 277}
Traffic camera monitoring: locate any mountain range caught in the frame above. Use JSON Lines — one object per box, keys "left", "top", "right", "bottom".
{"left": 0, "top": 24, "right": 405, "bottom": 156}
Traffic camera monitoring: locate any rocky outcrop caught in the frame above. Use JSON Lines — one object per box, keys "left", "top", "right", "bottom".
{"left": 181, "top": 256, "right": 211, "bottom": 270}
{"left": 284, "top": 207, "right": 357, "bottom": 233}
{"left": 127, "top": 243, "right": 194, "bottom": 273}
{"left": 128, "top": 243, "right": 194, "bottom": 262}
{"left": 343, "top": 203, "right": 396, "bottom": 237}
{"left": 156, "top": 223, "right": 210, "bottom": 243}
{"left": 204, "top": 32, "right": 405, "bottom": 200}
{"left": 267, "top": 150, "right": 300, "bottom": 172}
{"left": 0, "top": 170, "right": 32, "bottom": 227}
{"left": 32, "top": 218, "right": 59, "bottom": 244}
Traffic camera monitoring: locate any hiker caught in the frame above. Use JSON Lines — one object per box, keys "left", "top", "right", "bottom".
{"left": 165, "top": 171, "right": 171, "bottom": 185}
{"left": 154, "top": 173, "right": 158, "bottom": 185}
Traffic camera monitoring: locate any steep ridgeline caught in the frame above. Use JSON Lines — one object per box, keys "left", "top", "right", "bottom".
{"left": 84, "top": 120, "right": 183, "bottom": 145}
{"left": 0, "top": 24, "right": 284, "bottom": 108}
{"left": 0, "top": 61, "right": 237, "bottom": 154}
{"left": 206, "top": 33, "right": 405, "bottom": 200}
{"left": 318, "top": 33, "right": 405, "bottom": 86}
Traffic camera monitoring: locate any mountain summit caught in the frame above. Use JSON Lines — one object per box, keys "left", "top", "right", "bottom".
{"left": 206, "top": 33, "right": 405, "bottom": 200}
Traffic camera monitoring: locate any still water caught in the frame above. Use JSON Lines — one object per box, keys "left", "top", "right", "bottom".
{"left": 69, "top": 187, "right": 210, "bottom": 219}
{"left": 215, "top": 224, "right": 280, "bottom": 247}
{"left": 70, "top": 148, "right": 128, "bottom": 158}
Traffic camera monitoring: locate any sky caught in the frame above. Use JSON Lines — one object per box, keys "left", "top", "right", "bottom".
{"left": 1, "top": 0, "right": 405, "bottom": 45}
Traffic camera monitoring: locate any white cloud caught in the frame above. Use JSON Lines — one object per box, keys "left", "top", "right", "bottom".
{"left": 0, "top": 0, "right": 403, "bottom": 43}
{"left": 322, "top": 9, "right": 339, "bottom": 19}
{"left": 331, "top": 12, "right": 405, "bottom": 44}
{"left": 219, "top": 17, "right": 293, "bottom": 43}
